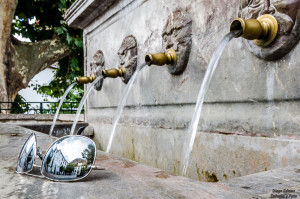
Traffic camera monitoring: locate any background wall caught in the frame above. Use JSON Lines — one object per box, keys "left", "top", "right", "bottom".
{"left": 68, "top": 0, "right": 300, "bottom": 181}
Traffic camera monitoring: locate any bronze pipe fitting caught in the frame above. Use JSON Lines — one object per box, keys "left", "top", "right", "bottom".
{"left": 230, "top": 14, "right": 278, "bottom": 47}
{"left": 145, "top": 49, "right": 177, "bottom": 66}
{"left": 75, "top": 73, "right": 96, "bottom": 84}
{"left": 102, "top": 66, "right": 126, "bottom": 80}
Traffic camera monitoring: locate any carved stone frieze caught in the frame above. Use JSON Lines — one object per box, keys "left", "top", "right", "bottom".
{"left": 162, "top": 8, "right": 192, "bottom": 75}
{"left": 118, "top": 35, "right": 137, "bottom": 84}
{"left": 239, "top": 0, "right": 300, "bottom": 60}
{"left": 90, "top": 50, "right": 104, "bottom": 91}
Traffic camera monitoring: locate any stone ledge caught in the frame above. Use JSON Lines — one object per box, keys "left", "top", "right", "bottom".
{"left": 64, "top": 0, "right": 119, "bottom": 29}
{"left": 0, "top": 114, "right": 84, "bottom": 124}
{"left": 86, "top": 102, "right": 300, "bottom": 138}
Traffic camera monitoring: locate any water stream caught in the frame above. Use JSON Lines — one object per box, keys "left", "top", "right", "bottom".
{"left": 106, "top": 63, "right": 146, "bottom": 153}
{"left": 70, "top": 76, "right": 103, "bottom": 135}
{"left": 181, "top": 32, "right": 236, "bottom": 176}
{"left": 49, "top": 82, "right": 77, "bottom": 137}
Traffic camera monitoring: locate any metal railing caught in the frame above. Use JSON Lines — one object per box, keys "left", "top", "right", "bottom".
{"left": 0, "top": 101, "right": 83, "bottom": 114}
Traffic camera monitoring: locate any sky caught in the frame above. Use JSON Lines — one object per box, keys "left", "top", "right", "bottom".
{"left": 56, "top": 137, "right": 94, "bottom": 163}
{"left": 18, "top": 68, "right": 57, "bottom": 102}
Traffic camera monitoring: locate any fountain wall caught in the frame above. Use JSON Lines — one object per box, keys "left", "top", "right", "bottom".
{"left": 65, "top": 0, "right": 300, "bottom": 181}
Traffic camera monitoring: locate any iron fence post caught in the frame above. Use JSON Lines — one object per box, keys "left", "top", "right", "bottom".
{"left": 40, "top": 102, "right": 43, "bottom": 114}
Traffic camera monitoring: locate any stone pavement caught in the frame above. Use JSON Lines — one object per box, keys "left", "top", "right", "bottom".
{"left": 221, "top": 166, "right": 300, "bottom": 198}
{"left": 0, "top": 124, "right": 299, "bottom": 199}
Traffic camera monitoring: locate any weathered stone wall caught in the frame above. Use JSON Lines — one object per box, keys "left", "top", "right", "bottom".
{"left": 66, "top": 0, "right": 300, "bottom": 181}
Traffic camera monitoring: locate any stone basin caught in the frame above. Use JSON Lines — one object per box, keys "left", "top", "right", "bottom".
{"left": 0, "top": 124, "right": 299, "bottom": 198}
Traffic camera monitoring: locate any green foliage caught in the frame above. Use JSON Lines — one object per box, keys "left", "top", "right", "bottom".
{"left": 11, "top": 94, "right": 28, "bottom": 113}
{"left": 60, "top": 165, "right": 64, "bottom": 173}
{"left": 64, "top": 164, "right": 75, "bottom": 174}
{"left": 12, "top": 0, "right": 84, "bottom": 106}
{"left": 81, "top": 144, "right": 95, "bottom": 165}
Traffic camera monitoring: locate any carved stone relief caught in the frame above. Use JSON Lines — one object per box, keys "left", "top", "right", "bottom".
{"left": 162, "top": 8, "right": 192, "bottom": 75}
{"left": 90, "top": 50, "right": 104, "bottom": 91}
{"left": 239, "top": 0, "right": 300, "bottom": 60}
{"left": 118, "top": 35, "right": 137, "bottom": 84}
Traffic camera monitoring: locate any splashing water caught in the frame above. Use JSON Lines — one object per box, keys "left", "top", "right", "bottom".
{"left": 49, "top": 82, "right": 77, "bottom": 137}
{"left": 70, "top": 76, "right": 103, "bottom": 135}
{"left": 106, "top": 63, "right": 146, "bottom": 153}
{"left": 181, "top": 32, "right": 236, "bottom": 176}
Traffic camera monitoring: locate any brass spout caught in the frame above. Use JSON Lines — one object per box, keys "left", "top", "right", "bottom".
{"left": 75, "top": 73, "right": 96, "bottom": 84}
{"left": 145, "top": 49, "right": 177, "bottom": 66}
{"left": 102, "top": 66, "right": 126, "bottom": 80}
{"left": 230, "top": 14, "right": 278, "bottom": 47}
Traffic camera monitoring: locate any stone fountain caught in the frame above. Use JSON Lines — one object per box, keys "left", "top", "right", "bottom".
{"left": 64, "top": 0, "right": 300, "bottom": 182}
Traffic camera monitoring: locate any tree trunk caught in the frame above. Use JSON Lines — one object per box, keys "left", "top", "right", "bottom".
{"left": 0, "top": 0, "right": 17, "bottom": 111}
{"left": 0, "top": 0, "right": 70, "bottom": 113}
{"left": 9, "top": 37, "right": 70, "bottom": 101}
